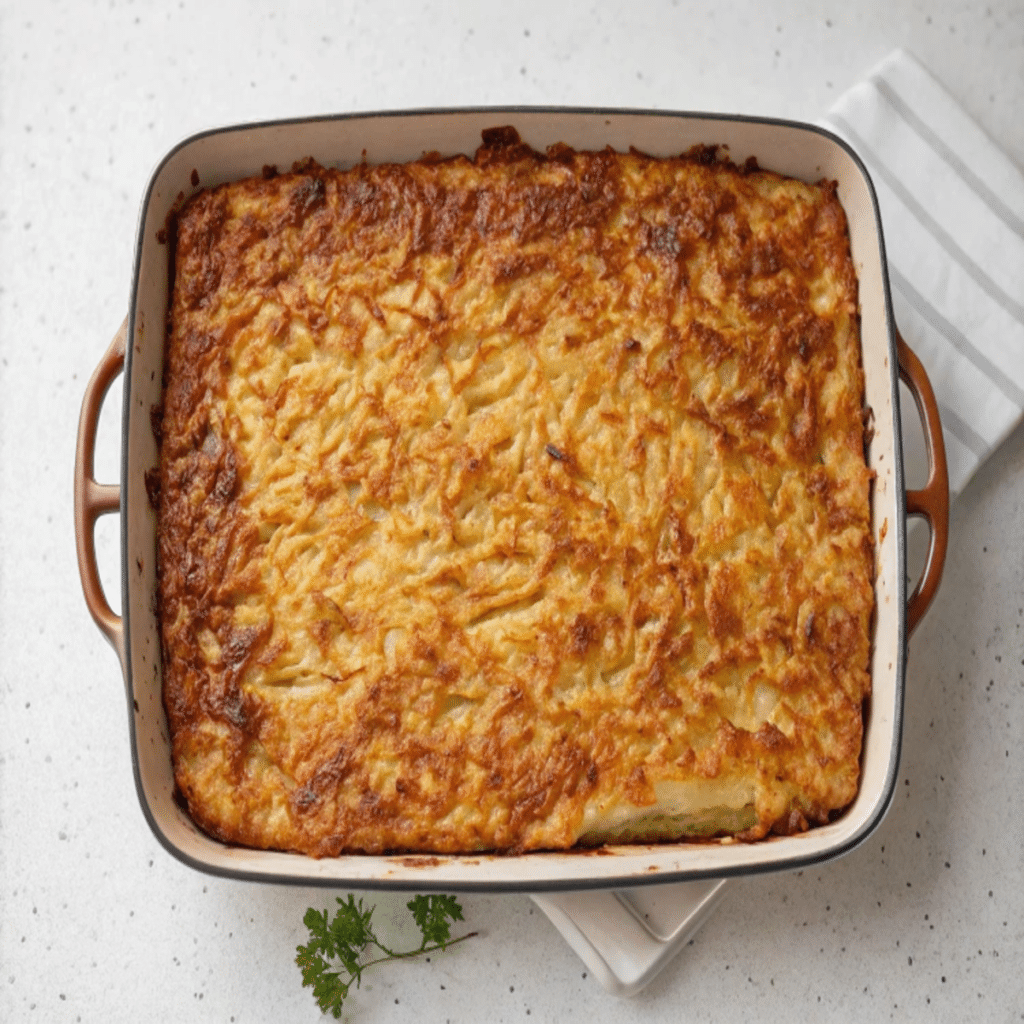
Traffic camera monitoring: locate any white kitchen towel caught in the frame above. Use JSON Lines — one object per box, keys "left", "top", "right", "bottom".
{"left": 823, "top": 49, "right": 1024, "bottom": 501}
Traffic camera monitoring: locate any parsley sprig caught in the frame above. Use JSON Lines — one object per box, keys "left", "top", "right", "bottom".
{"left": 296, "top": 894, "right": 476, "bottom": 1018}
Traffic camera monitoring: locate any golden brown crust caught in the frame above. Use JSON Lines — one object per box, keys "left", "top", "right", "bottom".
{"left": 157, "top": 129, "right": 873, "bottom": 856}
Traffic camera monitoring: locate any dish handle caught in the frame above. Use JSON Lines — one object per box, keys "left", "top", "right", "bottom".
{"left": 896, "top": 328, "right": 950, "bottom": 634}
{"left": 74, "top": 317, "right": 128, "bottom": 669}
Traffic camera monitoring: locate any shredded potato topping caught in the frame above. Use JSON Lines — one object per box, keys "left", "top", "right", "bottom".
{"left": 157, "top": 128, "right": 873, "bottom": 856}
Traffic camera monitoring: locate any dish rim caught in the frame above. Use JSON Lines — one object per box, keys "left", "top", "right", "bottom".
{"left": 118, "top": 105, "right": 908, "bottom": 891}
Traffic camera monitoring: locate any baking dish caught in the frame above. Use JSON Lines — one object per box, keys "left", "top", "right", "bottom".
{"left": 74, "top": 108, "right": 948, "bottom": 891}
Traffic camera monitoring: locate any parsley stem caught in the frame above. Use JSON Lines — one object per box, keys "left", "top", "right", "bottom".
{"left": 362, "top": 931, "right": 479, "bottom": 970}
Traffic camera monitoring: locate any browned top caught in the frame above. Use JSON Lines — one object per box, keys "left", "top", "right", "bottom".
{"left": 157, "top": 129, "right": 873, "bottom": 856}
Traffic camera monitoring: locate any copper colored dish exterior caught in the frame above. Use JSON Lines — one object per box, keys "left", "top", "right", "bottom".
{"left": 74, "top": 108, "right": 948, "bottom": 891}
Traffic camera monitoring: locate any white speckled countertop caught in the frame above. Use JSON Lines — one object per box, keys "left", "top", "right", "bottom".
{"left": 2, "top": 1, "right": 1022, "bottom": 1020}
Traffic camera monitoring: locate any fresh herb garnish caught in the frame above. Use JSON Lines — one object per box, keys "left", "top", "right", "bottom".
{"left": 295, "top": 894, "right": 476, "bottom": 1018}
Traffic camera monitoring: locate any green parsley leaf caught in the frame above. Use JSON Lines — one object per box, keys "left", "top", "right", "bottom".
{"left": 407, "top": 894, "right": 465, "bottom": 949}
{"left": 296, "top": 894, "right": 476, "bottom": 1018}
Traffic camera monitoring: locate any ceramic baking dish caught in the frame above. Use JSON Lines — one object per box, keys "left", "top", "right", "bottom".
{"left": 74, "top": 108, "right": 948, "bottom": 892}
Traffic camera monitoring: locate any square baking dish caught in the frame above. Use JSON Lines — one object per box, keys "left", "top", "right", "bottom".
{"left": 74, "top": 108, "right": 948, "bottom": 891}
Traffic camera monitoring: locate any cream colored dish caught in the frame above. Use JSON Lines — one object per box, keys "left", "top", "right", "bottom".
{"left": 74, "top": 108, "right": 948, "bottom": 891}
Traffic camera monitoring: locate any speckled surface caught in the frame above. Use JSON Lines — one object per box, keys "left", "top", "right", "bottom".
{"left": 1, "top": 2, "right": 1022, "bottom": 1021}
